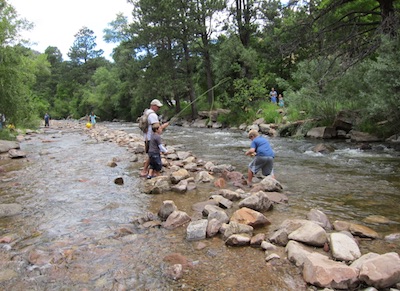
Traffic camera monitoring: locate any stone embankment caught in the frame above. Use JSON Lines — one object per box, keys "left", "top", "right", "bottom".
{"left": 1, "top": 119, "right": 400, "bottom": 289}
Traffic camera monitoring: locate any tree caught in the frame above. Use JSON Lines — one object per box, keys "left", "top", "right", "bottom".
{"left": 0, "top": 1, "right": 39, "bottom": 127}
{"left": 45, "top": 46, "right": 63, "bottom": 65}
{"left": 193, "top": 0, "right": 226, "bottom": 105}
{"left": 68, "top": 27, "right": 104, "bottom": 64}
{"left": 123, "top": 0, "right": 200, "bottom": 118}
{"left": 103, "top": 13, "right": 131, "bottom": 43}
{"left": 229, "top": 0, "right": 258, "bottom": 48}
{"left": 282, "top": 0, "right": 400, "bottom": 70}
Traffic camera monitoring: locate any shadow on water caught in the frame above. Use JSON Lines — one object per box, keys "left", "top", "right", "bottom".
{"left": 0, "top": 122, "right": 399, "bottom": 290}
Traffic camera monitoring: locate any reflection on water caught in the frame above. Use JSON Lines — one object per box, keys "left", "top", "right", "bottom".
{"left": 0, "top": 122, "right": 399, "bottom": 290}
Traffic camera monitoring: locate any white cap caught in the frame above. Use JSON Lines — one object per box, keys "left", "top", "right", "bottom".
{"left": 150, "top": 99, "right": 163, "bottom": 107}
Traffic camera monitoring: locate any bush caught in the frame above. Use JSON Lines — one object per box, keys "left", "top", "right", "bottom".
{"left": 359, "top": 36, "right": 400, "bottom": 137}
{"left": 0, "top": 128, "right": 16, "bottom": 141}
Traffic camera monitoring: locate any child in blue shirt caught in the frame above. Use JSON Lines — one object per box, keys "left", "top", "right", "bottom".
{"left": 245, "top": 129, "right": 275, "bottom": 186}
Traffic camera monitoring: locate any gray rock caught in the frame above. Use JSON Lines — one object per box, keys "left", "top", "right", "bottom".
{"left": 0, "top": 204, "right": 23, "bottom": 217}
{"left": 288, "top": 221, "right": 327, "bottom": 247}
{"left": 8, "top": 149, "right": 26, "bottom": 158}
{"left": 162, "top": 211, "right": 191, "bottom": 230}
{"left": 238, "top": 191, "right": 273, "bottom": 212}
{"left": 303, "top": 252, "right": 359, "bottom": 289}
{"left": 306, "top": 127, "right": 337, "bottom": 139}
{"left": 158, "top": 200, "right": 178, "bottom": 221}
{"left": 307, "top": 209, "right": 333, "bottom": 230}
{"left": 186, "top": 219, "right": 208, "bottom": 241}
{"left": 329, "top": 232, "right": 361, "bottom": 261}
{"left": 0, "top": 140, "right": 19, "bottom": 153}
{"left": 222, "top": 221, "right": 253, "bottom": 240}
{"left": 225, "top": 234, "right": 251, "bottom": 246}
{"left": 286, "top": 240, "right": 316, "bottom": 267}
{"left": 357, "top": 252, "right": 400, "bottom": 289}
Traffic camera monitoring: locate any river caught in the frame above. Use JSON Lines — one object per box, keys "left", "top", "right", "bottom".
{"left": 0, "top": 120, "right": 399, "bottom": 290}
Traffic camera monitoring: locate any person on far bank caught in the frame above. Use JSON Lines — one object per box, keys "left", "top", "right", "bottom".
{"left": 44, "top": 113, "right": 50, "bottom": 127}
{"left": 140, "top": 99, "right": 169, "bottom": 177}
{"left": 147, "top": 125, "right": 168, "bottom": 179}
{"left": 269, "top": 87, "right": 277, "bottom": 104}
{"left": 89, "top": 112, "right": 98, "bottom": 128}
{"left": 245, "top": 129, "right": 275, "bottom": 186}
{"left": 278, "top": 94, "right": 284, "bottom": 107}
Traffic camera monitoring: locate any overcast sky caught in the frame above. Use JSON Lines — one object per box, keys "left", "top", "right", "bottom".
{"left": 9, "top": 0, "right": 133, "bottom": 61}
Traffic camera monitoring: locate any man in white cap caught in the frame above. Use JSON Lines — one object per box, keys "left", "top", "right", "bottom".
{"left": 140, "top": 99, "right": 169, "bottom": 177}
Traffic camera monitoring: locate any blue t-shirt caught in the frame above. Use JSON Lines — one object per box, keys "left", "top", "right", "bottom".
{"left": 251, "top": 136, "right": 274, "bottom": 157}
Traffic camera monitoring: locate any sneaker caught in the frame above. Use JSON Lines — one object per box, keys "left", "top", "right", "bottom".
{"left": 147, "top": 175, "right": 153, "bottom": 179}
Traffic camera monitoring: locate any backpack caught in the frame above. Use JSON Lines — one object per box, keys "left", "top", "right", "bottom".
{"left": 138, "top": 109, "right": 151, "bottom": 133}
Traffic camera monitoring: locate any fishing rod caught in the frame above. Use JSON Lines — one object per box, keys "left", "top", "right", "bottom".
{"left": 168, "top": 77, "right": 230, "bottom": 124}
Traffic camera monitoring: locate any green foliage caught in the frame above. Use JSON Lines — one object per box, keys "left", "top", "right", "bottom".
{"left": 216, "top": 77, "right": 281, "bottom": 125}
{"left": 2, "top": 0, "right": 398, "bottom": 139}
{"left": 0, "top": 2, "right": 38, "bottom": 127}
{"left": 283, "top": 57, "right": 349, "bottom": 126}
{"left": 68, "top": 27, "right": 104, "bottom": 64}
{"left": 0, "top": 128, "right": 16, "bottom": 141}
{"left": 80, "top": 66, "right": 122, "bottom": 120}
{"left": 259, "top": 102, "right": 283, "bottom": 124}
{"left": 357, "top": 35, "right": 400, "bottom": 136}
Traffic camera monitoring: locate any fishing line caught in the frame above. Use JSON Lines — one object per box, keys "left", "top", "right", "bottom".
{"left": 168, "top": 77, "right": 230, "bottom": 124}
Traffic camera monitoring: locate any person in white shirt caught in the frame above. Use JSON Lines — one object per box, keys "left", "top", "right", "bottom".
{"left": 140, "top": 99, "right": 169, "bottom": 177}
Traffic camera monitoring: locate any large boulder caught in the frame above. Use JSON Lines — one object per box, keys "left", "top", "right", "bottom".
{"left": 221, "top": 221, "right": 253, "bottom": 240}
{"left": 307, "top": 209, "right": 333, "bottom": 230}
{"left": 306, "top": 127, "right": 337, "bottom": 139}
{"left": 329, "top": 232, "right": 361, "bottom": 262}
{"left": 186, "top": 219, "right": 208, "bottom": 241}
{"left": 230, "top": 207, "right": 271, "bottom": 228}
{"left": 0, "top": 140, "right": 19, "bottom": 153}
{"left": 0, "top": 204, "right": 23, "bottom": 217}
{"left": 158, "top": 200, "right": 178, "bottom": 221}
{"left": 251, "top": 176, "right": 283, "bottom": 192}
{"left": 238, "top": 191, "right": 273, "bottom": 212}
{"left": 170, "top": 169, "right": 190, "bottom": 184}
{"left": 302, "top": 252, "right": 359, "bottom": 289}
{"left": 333, "top": 220, "right": 380, "bottom": 239}
{"left": 354, "top": 252, "right": 400, "bottom": 289}
{"left": 332, "top": 110, "right": 360, "bottom": 132}
{"left": 349, "top": 130, "right": 382, "bottom": 142}
{"left": 162, "top": 211, "right": 191, "bottom": 230}
{"left": 288, "top": 221, "right": 327, "bottom": 247}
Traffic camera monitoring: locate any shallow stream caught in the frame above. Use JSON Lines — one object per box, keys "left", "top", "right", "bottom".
{"left": 0, "top": 121, "right": 399, "bottom": 290}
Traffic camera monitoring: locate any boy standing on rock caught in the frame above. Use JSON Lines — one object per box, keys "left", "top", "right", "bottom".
{"left": 147, "top": 125, "right": 168, "bottom": 179}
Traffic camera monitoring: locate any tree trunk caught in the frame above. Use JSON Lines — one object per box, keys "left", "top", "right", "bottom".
{"left": 183, "top": 41, "right": 198, "bottom": 119}
{"left": 201, "top": 32, "right": 215, "bottom": 105}
{"left": 235, "top": 0, "right": 252, "bottom": 47}
{"left": 378, "top": 0, "right": 397, "bottom": 37}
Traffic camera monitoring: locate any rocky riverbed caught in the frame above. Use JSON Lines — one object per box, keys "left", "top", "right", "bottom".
{"left": 1, "top": 120, "right": 400, "bottom": 290}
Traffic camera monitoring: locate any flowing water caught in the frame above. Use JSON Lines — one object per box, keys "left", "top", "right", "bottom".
{"left": 0, "top": 121, "right": 399, "bottom": 290}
